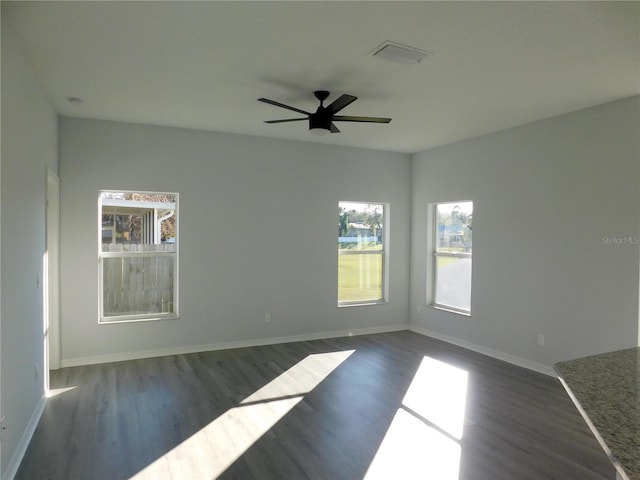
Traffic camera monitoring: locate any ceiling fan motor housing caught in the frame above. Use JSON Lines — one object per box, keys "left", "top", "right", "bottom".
{"left": 309, "top": 108, "right": 332, "bottom": 131}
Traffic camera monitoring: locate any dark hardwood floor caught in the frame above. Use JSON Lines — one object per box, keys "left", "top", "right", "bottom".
{"left": 17, "top": 331, "right": 613, "bottom": 479}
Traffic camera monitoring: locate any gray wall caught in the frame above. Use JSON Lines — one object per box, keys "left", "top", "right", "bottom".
{"left": 58, "top": 118, "right": 411, "bottom": 364}
{"left": 1, "top": 18, "right": 58, "bottom": 477}
{"left": 410, "top": 96, "right": 640, "bottom": 369}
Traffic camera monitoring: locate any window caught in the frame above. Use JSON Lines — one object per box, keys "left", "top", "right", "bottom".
{"left": 338, "top": 201, "right": 387, "bottom": 306}
{"left": 432, "top": 201, "right": 472, "bottom": 314}
{"left": 99, "top": 191, "right": 178, "bottom": 322}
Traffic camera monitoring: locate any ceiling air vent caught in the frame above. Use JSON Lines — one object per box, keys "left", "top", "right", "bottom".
{"left": 370, "top": 41, "right": 430, "bottom": 64}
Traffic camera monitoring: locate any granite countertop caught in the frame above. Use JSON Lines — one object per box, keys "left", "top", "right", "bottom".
{"left": 555, "top": 347, "right": 639, "bottom": 480}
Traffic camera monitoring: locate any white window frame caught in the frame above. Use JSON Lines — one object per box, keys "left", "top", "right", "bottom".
{"left": 431, "top": 201, "right": 472, "bottom": 315}
{"left": 98, "top": 190, "right": 179, "bottom": 323}
{"left": 338, "top": 201, "right": 389, "bottom": 307}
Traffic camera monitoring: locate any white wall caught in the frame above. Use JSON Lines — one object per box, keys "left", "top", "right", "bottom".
{"left": 410, "top": 96, "right": 640, "bottom": 369}
{"left": 59, "top": 118, "right": 411, "bottom": 364}
{"left": 1, "top": 18, "right": 58, "bottom": 478}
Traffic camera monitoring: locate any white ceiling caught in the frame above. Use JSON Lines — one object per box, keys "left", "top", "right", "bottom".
{"left": 4, "top": 1, "right": 639, "bottom": 154}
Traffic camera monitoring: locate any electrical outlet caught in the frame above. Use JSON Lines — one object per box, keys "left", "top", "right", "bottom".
{"left": 537, "top": 334, "right": 545, "bottom": 346}
{"left": 35, "top": 362, "right": 39, "bottom": 380}
{"left": 417, "top": 305, "right": 422, "bottom": 314}
{"left": 265, "top": 313, "right": 271, "bottom": 323}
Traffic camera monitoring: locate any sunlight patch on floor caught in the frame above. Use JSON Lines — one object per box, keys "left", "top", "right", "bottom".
{"left": 242, "top": 350, "right": 355, "bottom": 404}
{"left": 364, "top": 408, "right": 461, "bottom": 480}
{"left": 46, "top": 386, "right": 77, "bottom": 398}
{"left": 132, "top": 397, "right": 304, "bottom": 480}
{"left": 403, "top": 356, "right": 468, "bottom": 440}
{"left": 364, "top": 356, "right": 468, "bottom": 480}
{"left": 131, "top": 349, "right": 355, "bottom": 479}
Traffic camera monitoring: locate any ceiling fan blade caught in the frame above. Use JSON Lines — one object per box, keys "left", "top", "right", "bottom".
{"left": 333, "top": 115, "right": 392, "bottom": 123}
{"left": 258, "top": 98, "right": 311, "bottom": 116}
{"left": 264, "top": 118, "right": 307, "bottom": 124}
{"left": 326, "top": 94, "right": 357, "bottom": 115}
{"left": 330, "top": 123, "right": 340, "bottom": 133}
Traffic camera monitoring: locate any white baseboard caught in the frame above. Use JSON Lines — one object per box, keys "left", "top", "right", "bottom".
{"left": 60, "top": 323, "right": 555, "bottom": 378}
{"left": 2, "top": 395, "right": 46, "bottom": 480}
{"left": 60, "top": 323, "right": 410, "bottom": 368}
{"left": 409, "top": 326, "right": 557, "bottom": 377}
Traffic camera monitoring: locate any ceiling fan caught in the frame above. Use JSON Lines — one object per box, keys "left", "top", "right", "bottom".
{"left": 258, "top": 90, "right": 391, "bottom": 134}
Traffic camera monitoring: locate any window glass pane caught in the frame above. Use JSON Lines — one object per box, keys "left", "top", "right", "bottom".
{"left": 435, "top": 256, "right": 472, "bottom": 311}
{"left": 338, "top": 202, "right": 384, "bottom": 251}
{"left": 99, "top": 191, "right": 177, "bottom": 321}
{"left": 436, "top": 202, "right": 472, "bottom": 253}
{"left": 338, "top": 253, "right": 383, "bottom": 303}
{"left": 433, "top": 201, "right": 472, "bottom": 312}
{"left": 338, "top": 201, "right": 385, "bottom": 305}
{"left": 102, "top": 253, "right": 175, "bottom": 317}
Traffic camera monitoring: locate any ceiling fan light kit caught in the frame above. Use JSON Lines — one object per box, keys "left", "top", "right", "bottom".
{"left": 258, "top": 90, "right": 391, "bottom": 134}
{"left": 309, "top": 116, "right": 332, "bottom": 134}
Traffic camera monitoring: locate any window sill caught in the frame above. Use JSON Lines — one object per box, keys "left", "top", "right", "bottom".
{"left": 338, "top": 300, "right": 388, "bottom": 308}
{"left": 99, "top": 313, "right": 179, "bottom": 324}
{"left": 431, "top": 304, "right": 471, "bottom": 317}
